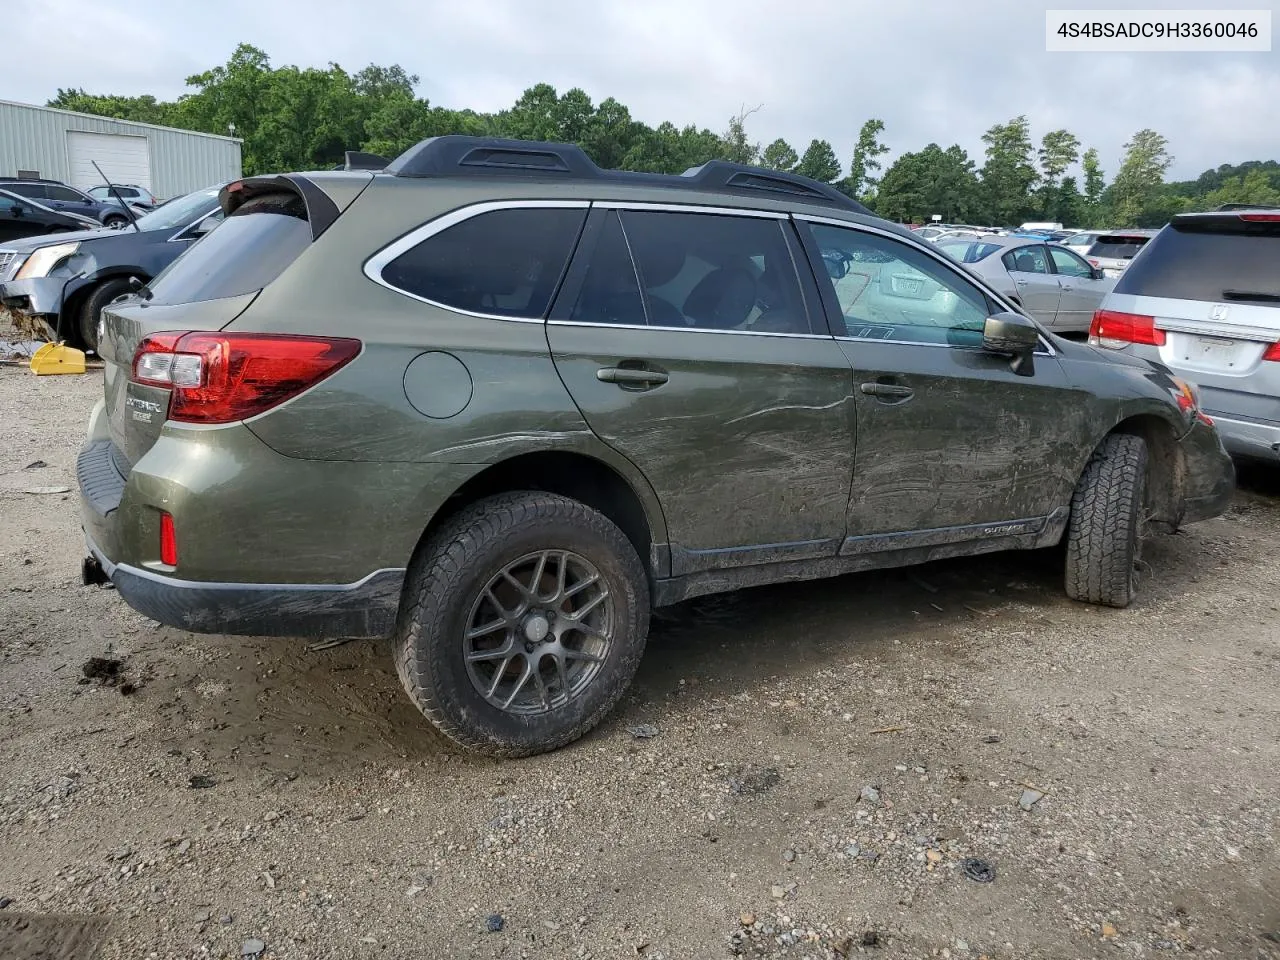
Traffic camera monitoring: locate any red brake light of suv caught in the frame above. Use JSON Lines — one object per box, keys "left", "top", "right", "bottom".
{"left": 132, "top": 332, "right": 361, "bottom": 424}
{"left": 1088, "top": 309, "right": 1166, "bottom": 349}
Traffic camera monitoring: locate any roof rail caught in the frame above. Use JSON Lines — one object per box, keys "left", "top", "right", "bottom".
{"left": 385, "top": 136, "right": 871, "bottom": 215}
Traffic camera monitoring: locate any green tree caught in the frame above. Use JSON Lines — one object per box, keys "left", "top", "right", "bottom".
{"left": 1035, "top": 128, "right": 1080, "bottom": 216}
{"left": 843, "top": 118, "right": 889, "bottom": 202}
{"left": 719, "top": 106, "right": 761, "bottom": 166}
{"left": 1111, "top": 129, "right": 1173, "bottom": 226}
{"left": 875, "top": 143, "right": 981, "bottom": 223}
{"left": 1053, "top": 176, "right": 1085, "bottom": 226}
{"left": 759, "top": 138, "right": 799, "bottom": 171}
{"left": 47, "top": 89, "right": 175, "bottom": 125}
{"left": 795, "top": 139, "right": 841, "bottom": 183}
{"left": 1081, "top": 147, "right": 1107, "bottom": 226}
{"left": 1200, "top": 168, "right": 1280, "bottom": 209}
{"left": 979, "top": 116, "right": 1036, "bottom": 225}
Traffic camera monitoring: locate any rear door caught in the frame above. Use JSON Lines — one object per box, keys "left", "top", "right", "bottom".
{"left": 1002, "top": 244, "right": 1063, "bottom": 323}
{"left": 1048, "top": 245, "right": 1112, "bottom": 332}
{"left": 43, "top": 184, "right": 98, "bottom": 219}
{"left": 1105, "top": 213, "right": 1280, "bottom": 428}
{"left": 546, "top": 204, "right": 856, "bottom": 575}
{"left": 796, "top": 217, "right": 1089, "bottom": 546}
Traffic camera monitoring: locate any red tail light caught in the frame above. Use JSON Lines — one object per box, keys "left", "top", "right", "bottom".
{"left": 159, "top": 511, "right": 178, "bottom": 566}
{"left": 1263, "top": 342, "right": 1280, "bottom": 361}
{"left": 1240, "top": 213, "right": 1280, "bottom": 222}
{"left": 1089, "top": 309, "right": 1165, "bottom": 349}
{"left": 132, "top": 333, "right": 361, "bottom": 424}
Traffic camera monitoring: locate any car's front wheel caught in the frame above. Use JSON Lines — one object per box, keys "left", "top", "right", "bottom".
{"left": 394, "top": 492, "right": 650, "bottom": 757}
{"left": 1064, "top": 433, "right": 1148, "bottom": 607}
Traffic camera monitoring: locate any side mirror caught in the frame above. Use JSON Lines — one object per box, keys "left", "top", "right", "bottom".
{"left": 11, "top": 204, "right": 24, "bottom": 217}
{"left": 983, "top": 311, "right": 1040, "bottom": 376}
{"left": 193, "top": 215, "right": 220, "bottom": 235}
{"left": 1091, "top": 267, "right": 1106, "bottom": 280}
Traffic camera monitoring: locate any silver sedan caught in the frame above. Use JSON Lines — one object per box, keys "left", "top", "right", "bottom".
{"left": 935, "top": 235, "right": 1116, "bottom": 336}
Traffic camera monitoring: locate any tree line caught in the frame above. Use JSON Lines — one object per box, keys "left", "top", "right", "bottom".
{"left": 50, "top": 44, "right": 1280, "bottom": 227}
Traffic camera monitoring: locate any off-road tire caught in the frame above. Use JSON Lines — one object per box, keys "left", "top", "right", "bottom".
{"left": 394, "top": 491, "right": 649, "bottom": 757}
{"left": 1064, "top": 433, "right": 1148, "bottom": 607}
{"left": 78, "top": 278, "right": 133, "bottom": 353}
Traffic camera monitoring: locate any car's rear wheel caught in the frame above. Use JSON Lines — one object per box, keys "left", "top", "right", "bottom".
{"left": 1064, "top": 433, "right": 1148, "bottom": 607}
{"left": 78, "top": 278, "right": 133, "bottom": 353}
{"left": 394, "top": 492, "right": 649, "bottom": 757}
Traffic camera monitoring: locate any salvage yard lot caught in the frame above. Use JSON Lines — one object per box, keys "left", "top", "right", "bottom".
{"left": 1, "top": 363, "right": 1278, "bottom": 960}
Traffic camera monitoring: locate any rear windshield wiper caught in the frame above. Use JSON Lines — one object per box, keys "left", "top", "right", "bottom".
{"left": 1222, "top": 290, "right": 1280, "bottom": 305}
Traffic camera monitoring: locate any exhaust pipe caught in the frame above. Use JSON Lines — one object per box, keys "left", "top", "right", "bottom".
{"left": 82, "top": 555, "right": 110, "bottom": 586}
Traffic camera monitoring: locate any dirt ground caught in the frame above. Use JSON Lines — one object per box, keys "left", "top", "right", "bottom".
{"left": 1, "top": 357, "right": 1278, "bottom": 960}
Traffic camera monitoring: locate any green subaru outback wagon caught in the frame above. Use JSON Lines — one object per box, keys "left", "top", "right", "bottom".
{"left": 78, "top": 136, "right": 1234, "bottom": 756}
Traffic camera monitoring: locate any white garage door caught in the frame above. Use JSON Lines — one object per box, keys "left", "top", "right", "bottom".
{"left": 66, "top": 131, "right": 152, "bottom": 192}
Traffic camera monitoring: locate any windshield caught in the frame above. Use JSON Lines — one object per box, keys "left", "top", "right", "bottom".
{"left": 938, "top": 240, "right": 1001, "bottom": 263}
{"left": 133, "top": 187, "right": 222, "bottom": 232}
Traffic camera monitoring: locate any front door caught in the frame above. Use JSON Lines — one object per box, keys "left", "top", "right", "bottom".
{"left": 547, "top": 205, "right": 856, "bottom": 575}
{"left": 796, "top": 218, "right": 1092, "bottom": 550}
{"left": 1003, "top": 243, "right": 1063, "bottom": 325}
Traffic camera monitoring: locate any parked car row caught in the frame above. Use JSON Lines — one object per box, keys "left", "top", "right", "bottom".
{"left": 31, "top": 135, "right": 1234, "bottom": 759}
{"left": 0, "top": 185, "right": 223, "bottom": 350}
{"left": 0, "top": 177, "right": 154, "bottom": 229}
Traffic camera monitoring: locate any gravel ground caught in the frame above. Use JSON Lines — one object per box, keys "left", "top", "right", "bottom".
{"left": 1, "top": 355, "right": 1278, "bottom": 960}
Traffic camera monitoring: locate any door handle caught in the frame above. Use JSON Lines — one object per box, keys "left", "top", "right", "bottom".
{"left": 1061, "top": 284, "right": 1074, "bottom": 291}
{"left": 1015, "top": 279, "right": 1028, "bottom": 285}
{"left": 597, "top": 366, "right": 669, "bottom": 387}
{"left": 860, "top": 381, "right": 914, "bottom": 400}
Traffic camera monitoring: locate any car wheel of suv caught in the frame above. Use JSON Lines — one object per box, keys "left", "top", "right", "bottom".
{"left": 394, "top": 491, "right": 650, "bottom": 757}
{"left": 78, "top": 278, "right": 133, "bottom": 354}
{"left": 1064, "top": 433, "right": 1148, "bottom": 608}
{"left": 103, "top": 215, "right": 127, "bottom": 229}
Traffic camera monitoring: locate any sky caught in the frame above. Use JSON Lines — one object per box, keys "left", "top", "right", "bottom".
{"left": 8, "top": 0, "right": 1280, "bottom": 182}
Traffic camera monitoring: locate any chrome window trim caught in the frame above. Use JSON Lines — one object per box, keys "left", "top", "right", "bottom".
{"left": 166, "top": 207, "right": 224, "bottom": 243}
{"left": 835, "top": 335, "right": 1055, "bottom": 358}
{"left": 594, "top": 200, "right": 787, "bottom": 219}
{"left": 793, "top": 213, "right": 1057, "bottom": 357}
{"left": 363, "top": 199, "right": 590, "bottom": 323}
{"left": 547, "top": 318, "right": 832, "bottom": 340}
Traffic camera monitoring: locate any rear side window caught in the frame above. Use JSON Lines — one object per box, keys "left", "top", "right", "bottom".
{"left": 1115, "top": 220, "right": 1280, "bottom": 303}
{"left": 380, "top": 207, "right": 586, "bottom": 319}
{"left": 1087, "top": 236, "right": 1149, "bottom": 259}
{"left": 46, "top": 185, "right": 84, "bottom": 202}
{"left": 5, "top": 183, "right": 46, "bottom": 199}
{"left": 147, "top": 192, "right": 312, "bottom": 305}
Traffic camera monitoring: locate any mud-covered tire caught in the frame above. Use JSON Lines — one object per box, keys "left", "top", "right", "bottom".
{"left": 1064, "top": 433, "right": 1148, "bottom": 607}
{"left": 78, "top": 278, "right": 133, "bottom": 353}
{"left": 394, "top": 492, "right": 650, "bottom": 757}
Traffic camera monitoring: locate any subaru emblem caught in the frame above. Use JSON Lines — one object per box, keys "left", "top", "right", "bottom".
{"left": 1209, "top": 303, "right": 1230, "bottom": 321}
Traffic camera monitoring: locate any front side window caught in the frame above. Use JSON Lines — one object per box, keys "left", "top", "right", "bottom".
{"left": 616, "top": 210, "right": 811, "bottom": 334}
{"left": 804, "top": 222, "right": 990, "bottom": 346}
{"left": 1003, "top": 245, "right": 1050, "bottom": 274}
{"left": 381, "top": 207, "right": 587, "bottom": 319}
{"left": 5, "top": 183, "right": 45, "bottom": 200}
{"left": 1049, "top": 246, "right": 1093, "bottom": 278}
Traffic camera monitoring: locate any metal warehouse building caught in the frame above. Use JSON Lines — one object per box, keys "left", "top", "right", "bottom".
{"left": 0, "top": 100, "right": 242, "bottom": 200}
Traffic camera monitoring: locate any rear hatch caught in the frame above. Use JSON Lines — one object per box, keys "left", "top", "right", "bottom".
{"left": 100, "top": 177, "right": 331, "bottom": 467}
{"left": 1105, "top": 211, "right": 1280, "bottom": 418}
{"left": 1085, "top": 233, "right": 1152, "bottom": 277}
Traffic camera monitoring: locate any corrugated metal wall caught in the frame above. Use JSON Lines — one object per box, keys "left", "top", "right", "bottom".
{"left": 0, "top": 100, "right": 242, "bottom": 199}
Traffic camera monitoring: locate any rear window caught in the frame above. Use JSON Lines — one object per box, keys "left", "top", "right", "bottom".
{"left": 379, "top": 207, "right": 587, "bottom": 319}
{"left": 1114, "top": 219, "right": 1280, "bottom": 303}
{"left": 1086, "top": 235, "right": 1150, "bottom": 260}
{"left": 146, "top": 193, "right": 312, "bottom": 305}
{"left": 937, "top": 240, "right": 1001, "bottom": 263}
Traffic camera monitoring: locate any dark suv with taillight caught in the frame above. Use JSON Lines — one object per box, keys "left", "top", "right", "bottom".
{"left": 1092, "top": 210, "right": 1280, "bottom": 461}
{"left": 80, "top": 136, "right": 1234, "bottom": 758}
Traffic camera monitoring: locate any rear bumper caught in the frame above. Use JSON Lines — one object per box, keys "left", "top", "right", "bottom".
{"left": 1203, "top": 413, "right": 1280, "bottom": 462}
{"left": 84, "top": 533, "right": 404, "bottom": 638}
